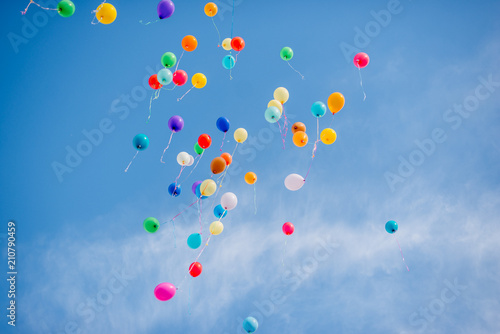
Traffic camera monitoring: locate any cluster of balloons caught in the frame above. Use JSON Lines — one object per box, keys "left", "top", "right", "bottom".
{"left": 265, "top": 87, "right": 289, "bottom": 123}
{"left": 221, "top": 37, "right": 245, "bottom": 70}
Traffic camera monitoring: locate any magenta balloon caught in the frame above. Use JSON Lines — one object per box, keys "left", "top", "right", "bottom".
{"left": 282, "top": 222, "right": 295, "bottom": 235}
{"left": 154, "top": 282, "right": 176, "bottom": 301}
{"left": 192, "top": 180, "right": 202, "bottom": 195}
{"left": 353, "top": 52, "right": 370, "bottom": 68}
{"left": 157, "top": 0, "right": 175, "bottom": 19}
{"left": 168, "top": 115, "right": 184, "bottom": 132}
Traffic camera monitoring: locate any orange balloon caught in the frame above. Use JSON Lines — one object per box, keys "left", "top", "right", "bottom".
{"left": 293, "top": 131, "right": 308, "bottom": 147}
{"left": 182, "top": 35, "right": 198, "bottom": 52}
{"left": 204, "top": 2, "right": 218, "bottom": 17}
{"left": 210, "top": 157, "right": 226, "bottom": 174}
{"left": 244, "top": 172, "right": 257, "bottom": 185}
{"left": 327, "top": 92, "right": 345, "bottom": 114}
{"left": 220, "top": 152, "right": 232, "bottom": 166}
{"left": 291, "top": 122, "right": 306, "bottom": 134}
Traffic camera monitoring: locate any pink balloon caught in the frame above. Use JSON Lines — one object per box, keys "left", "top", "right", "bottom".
{"left": 172, "top": 70, "right": 188, "bottom": 86}
{"left": 282, "top": 222, "right": 295, "bottom": 235}
{"left": 353, "top": 52, "right": 370, "bottom": 68}
{"left": 154, "top": 282, "right": 176, "bottom": 301}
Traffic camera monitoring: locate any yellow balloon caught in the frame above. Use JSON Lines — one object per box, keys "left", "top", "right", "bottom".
{"left": 210, "top": 221, "right": 224, "bottom": 235}
{"left": 327, "top": 92, "right": 345, "bottom": 114}
{"left": 222, "top": 38, "right": 232, "bottom": 51}
{"left": 267, "top": 99, "right": 283, "bottom": 115}
{"left": 234, "top": 128, "right": 248, "bottom": 143}
{"left": 320, "top": 128, "right": 337, "bottom": 145}
{"left": 95, "top": 3, "right": 117, "bottom": 25}
{"left": 273, "top": 87, "right": 289, "bottom": 104}
{"left": 192, "top": 73, "right": 207, "bottom": 88}
{"left": 200, "top": 179, "right": 216, "bottom": 196}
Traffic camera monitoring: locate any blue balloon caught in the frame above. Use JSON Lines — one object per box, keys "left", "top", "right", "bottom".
{"left": 195, "top": 184, "right": 208, "bottom": 199}
{"left": 385, "top": 220, "right": 398, "bottom": 234}
{"left": 242, "top": 317, "right": 258, "bottom": 333}
{"left": 187, "top": 233, "right": 202, "bottom": 249}
{"left": 157, "top": 68, "right": 173, "bottom": 85}
{"left": 168, "top": 183, "right": 181, "bottom": 197}
{"left": 214, "top": 205, "right": 228, "bottom": 219}
{"left": 216, "top": 117, "right": 230, "bottom": 133}
{"left": 311, "top": 101, "right": 326, "bottom": 118}
{"left": 265, "top": 106, "right": 281, "bottom": 123}
{"left": 222, "top": 55, "right": 235, "bottom": 69}
{"left": 133, "top": 134, "right": 149, "bottom": 151}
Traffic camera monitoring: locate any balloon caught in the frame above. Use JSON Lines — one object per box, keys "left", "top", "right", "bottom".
{"left": 157, "top": 0, "right": 175, "bottom": 19}
{"left": 148, "top": 74, "right": 162, "bottom": 90}
{"left": 311, "top": 101, "right": 326, "bottom": 118}
{"left": 133, "top": 134, "right": 149, "bottom": 150}
{"left": 167, "top": 115, "right": 184, "bottom": 133}
{"left": 194, "top": 142, "right": 204, "bottom": 155}
{"left": 192, "top": 181, "right": 202, "bottom": 195}
{"left": 198, "top": 134, "right": 212, "bottom": 149}
{"left": 157, "top": 68, "right": 173, "bottom": 85}
{"left": 143, "top": 217, "right": 160, "bottom": 233}
{"left": 293, "top": 131, "right": 308, "bottom": 147}
{"left": 354, "top": 52, "right": 370, "bottom": 68}
{"left": 204, "top": 2, "right": 217, "bottom": 17}
{"left": 210, "top": 157, "right": 226, "bottom": 174}
{"left": 284, "top": 173, "right": 305, "bottom": 191}
{"left": 192, "top": 73, "right": 207, "bottom": 88}
{"left": 222, "top": 55, "right": 235, "bottom": 69}
{"left": 320, "top": 128, "right": 337, "bottom": 145}
{"left": 182, "top": 35, "right": 198, "bottom": 52}
{"left": 234, "top": 128, "right": 248, "bottom": 143}
{"left": 214, "top": 204, "right": 228, "bottom": 219}
{"left": 280, "top": 47, "right": 293, "bottom": 61}
{"left": 209, "top": 221, "right": 224, "bottom": 235}
{"left": 220, "top": 192, "right": 237, "bottom": 210}
{"left": 154, "top": 282, "right": 176, "bottom": 301}
{"left": 161, "top": 52, "right": 177, "bottom": 68}
{"left": 168, "top": 183, "right": 181, "bottom": 196}
{"left": 273, "top": 87, "right": 289, "bottom": 104}
{"left": 95, "top": 3, "right": 117, "bottom": 24}
{"left": 220, "top": 152, "right": 232, "bottom": 166}
{"left": 221, "top": 38, "right": 232, "bottom": 50}
{"left": 216, "top": 117, "right": 230, "bottom": 133}
{"left": 200, "top": 179, "right": 216, "bottom": 196}
{"left": 265, "top": 106, "right": 281, "bottom": 123}
{"left": 244, "top": 172, "right": 257, "bottom": 185}
{"left": 57, "top": 0, "right": 75, "bottom": 17}
{"left": 267, "top": 100, "right": 283, "bottom": 115}
{"left": 177, "top": 152, "right": 190, "bottom": 166}
{"left": 385, "top": 220, "right": 398, "bottom": 234}
{"left": 172, "top": 70, "right": 188, "bottom": 86}
{"left": 231, "top": 37, "right": 245, "bottom": 51}
{"left": 195, "top": 184, "right": 208, "bottom": 199}
{"left": 186, "top": 155, "right": 194, "bottom": 166}
{"left": 291, "top": 122, "right": 306, "bottom": 134}
{"left": 327, "top": 92, "right": 345, "bottom": 114}
{"left": 189, "top": 262, "right": 202, "bottom": 277}
{"left": 282, "top": 222, "right": 294, "bottom": 235}
{"left": 187, "top": 233, "right": 202, "bottom": 249}
{"left": 242, "top": 317, "right": 258, "bottom": 333}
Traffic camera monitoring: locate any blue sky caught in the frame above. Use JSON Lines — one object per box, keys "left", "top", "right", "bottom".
{"left": 1, "top": 0, "right": 500, "bottom": 333}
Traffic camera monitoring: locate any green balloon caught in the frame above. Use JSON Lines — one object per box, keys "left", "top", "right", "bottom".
{"left": 280, "top": 47, "right": 293, "bottom": 61}
{"left": 161, "top": 52, "right": 177, "bottom": 68}
{"left": 143, "top": 217, "right": 160, "bottom": 233}
{"left": 194, "top": 142, "right": 204, "bottom": 155}
{"left": 57, "top": 0, "right": 75, "bottom": 18}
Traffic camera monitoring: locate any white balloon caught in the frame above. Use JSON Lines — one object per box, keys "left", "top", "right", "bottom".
{"left": 176, "top": 152, "right": 190, "bottom": 166}
{"left": 186, "top": 155, "right": 194, "bottom": 166}
{"left": 220, "top": 192, "right": 238, "bottom": 210}
{"left": 284, "top": 173, "right": 305, "bottom": 191}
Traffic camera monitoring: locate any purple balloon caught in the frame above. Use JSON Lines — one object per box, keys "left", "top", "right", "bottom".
{"left": 168, "top": 115, "right": 184, "bottom": 133}
{"left": 157, "top": 0, "right": 175, "bottom": 19}
{"left": 192, "top": 181, "right": 202, "bottom": 195}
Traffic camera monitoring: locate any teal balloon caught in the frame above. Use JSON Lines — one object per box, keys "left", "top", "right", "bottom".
{"left": 133, "top": 134, "right": 149, "bottom": 150}
{"left": 222, "top": 55, "right": 235, "bottom": 69}
{"left": 311, "top": 101, "right": 326, "bottom": 118}
{"left": 187, "top": 233, "right": 202, "bottom": 249}
{"left": 242, "top": 317, "right": 258, "bottom": 333}
{"left": 214, "top": 205, "right": 227, "bottom": 219}
{"left": 157, "top": 68, "right": 173, "bottom": 85}
{"left": 280, "top": 47, "right": 293, "bottom": 61}
{"left": 265, "top": 106, "right": 281, "bottom": 123}
{"left": 385, "top": 220, "right": 398, "bottom": 234}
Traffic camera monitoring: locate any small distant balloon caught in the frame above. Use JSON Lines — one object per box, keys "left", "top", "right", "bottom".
{"left": 177, "top": 152, "right": 190, "bottom": 166}
{"left": 242, "top": 317, "right": 258, "bottom": 333}
{"left": 265, "top": 106, "right": 281, "bottom": 123}
{"left": 220, "top": 153, "right": 232, "bottom": 166}
{"left": 198, "top": 134, "right": 212, "bottom": 149}
{"left": 282, "top": 222, "right": 294, "bottom": 235}
{"left": 234, "top": 128, "right": 248, "bottom": 143}
{"left": 210, "top": 157, "right": 226, "bottom": 174}
{"left": 273, "top": 87, "right": 289, "bottom": 104}
{"left": 291, "top": 122, "right": 306, "bottom": 134}
{"left": 280, "top": 47, "right": 293, "bottom": 61}
{"left": 192, "top": 73, "right": 207, "bottom": 88}
{"left": 192, "top": 181, "right": 202, "bottom": 195}
{"left": 149, "top": 74, "right": 162, "bottom": 90}
{"left": 327, "top": 92, "right": 345, "bottom": 114}
{"left": 172, "top": 70, "right": 188, "bottom": 86}
{"left": 311, "top": 101, "right": 326, "bottom": 118}
{"left": 216, "top": 117, "right": 230, "bottom": 133}
{"left": 200, "top": 179, "right": 216, "bottom": 196}
{"left": 385, "top": 220, "right": 398, "bottom": 234}
{"left": 168, "top": 115, "right": 184, "bottom": 133}
{"left": 209, "top": 221, "right": 224, "bottom": 235}
{"left": 292, "top": 131, "right": 308, "bottom": 147}
{"left": 214, "top": 204, "right": 228, "bottom": 219}
{"left": 267, "top": 100, "right": 283, "bottom": 115}
{"left": 354, "top": 52, "right": 370, "bottom": 68}
{"left": 187, "top": 233, "right": 202, "bottom": 249}
{"left": 182, "top": 35, "right": 198, "bottom": 52}
{"left": 320, "top": 128, "right": 337, "bottom": 145}
{"left": 204, "top": 2, "right": 217, "bottom": 17}
{"left": 157, "top": 68, "right": 173, "bottom": 85}
{"left": 57, "top": 0, "right": 75, "bottom": 17}
{"left": 220, "top": 192, "right": 237, "bottom": 210}
{"left": 244, "top": 172, "right": 257, "bottom": 185}
{"left": 143, "top": 217, "right": 160, "bottom": 233}
{"left": 221, "top": 38, "right": 232, "bottom": 51}
{"left": 154, "top": 282, "right": 176, "bottom": 301}
{"left": 194, "top": 142, "right": 204, "bottom": 155}
{"left": 222, "top": 55, "right": 235, "bottom": 69}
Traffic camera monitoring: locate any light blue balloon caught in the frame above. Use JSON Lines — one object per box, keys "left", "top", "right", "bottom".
{"left": 133, "top": 134, "right": 149, "bottom": 151}
{"left": 311, "top": 101, "right": 326, "bottom": 118}
{"left": 222, "top": 55, "right": 235, "bottom": 69}
{"left": 157, "top": 68, "right": 173, "bottom": 85}
{"left": 385, "top": 220, "right": 398, "bottom": 234}
{"left": 264, "top": 106, "right": 281, "bottom": 123}
{"left": 242, "top": 317, "right": 258, "bottom": 333}
{"left": 187, "top": 233, "right": 202, "bottom": 249}
{"left": 195, "top": 184, "right": 208, "bottom": 199}
{"left": 214, "top": 205, "right": 227, "bottom": 219}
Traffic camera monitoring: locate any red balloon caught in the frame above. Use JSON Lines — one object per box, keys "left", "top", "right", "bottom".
{"left": 148, "top": 74, "right": 162, "bottom": 90}
{"left": 189, "top": 262, "right": 202, "bottom": 277}
{"left": 198, "top": 134, "right": 212, "bottom": 149}
{"left": 353, "top": 52, "right": 370, "bottom": 68}
{"left": 282, "top": 222, "right": 294, "bottom": 235}
{"left": 231, "top": 37, "right": 245, "bottom": 51}
{"left": 172, "top": 70, "right": 188, "bottom": 86}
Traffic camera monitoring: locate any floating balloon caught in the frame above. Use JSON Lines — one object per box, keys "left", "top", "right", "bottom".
{"left": 161, "top": 52, "right": 176, "bottom": 68}
{"left": 198, "top": 134, "right": 212, "bottom": 149}
{"left": 204, "top": 2, "right": 217, "bottom": 16}
{"left": 187, "top": 233, "right": 202, "bottom": 249}
{"left": 214, "top": 204, "right": 228, "bottom": 219}
{"left": 354, "top": 52, "right": 370, "bottom": 68}
{"left": 182, "top": 35, "right": 198, "bottom": 52}
{"left": 186, "top": 155, "right": 194, "bottom": 166}
{"left": 242, "top": 317, "right": 258, "bottom": 333}
{"left": 209, "top": 221, "right": 224, "bottom": 235}
{"left": 222, "top": 55, "right": 235, "bottom": 69}
{"left": 234, "top": 128, "right": 248, "bottom": 143}
{"left": 221, "top": 38, "right": 232, "bottom": 50}
{"left": 192, "top": 73, "right": 207, "bottom": 88}
{"left": 327, "top": 92, "right": 345, "bottom": 114}
{"left": 143, "top": 217, "right": 160, "bottom": 233}
{"left": 210, "top": 157, "right": 226, "bottom": 174}
{"left": 265, "top": 106, "right": 281, "bottom": 123}
{"left": 95, "top": 3, "right": 117, "bottom": 24}
{"left": 157, "top": 68, "right": 173, "bottom": 85}
{"left": 284, "top": 173, "right": 305, "bottom": 191}
{"left": 168, "top": 115, "right": 184, "bottom": 132}
{"left": 320, "top": 128, "right": 337, "bottom": 145}
{"left": 220, "top": 192, "right": 237, "bottom": 210}
{"left": 192, "top": 181, "right": 202, "bottom": 195}
{"left": 267, "top": 100, "right": 283, "bottom": 115}
{"left": 385, "top": 220, "right": 398, "bottom": 234}
{"left": 244, "top": 172, "right": 257, "bottom": 185}
{"left": 177, "top": 152, "right": 190, "bottom": 166}
{"left": 57, "top": 0, "right": 75, "bottom": 17}
{"left": 172, "top": 70, "right": 188, "bottom": 86}
{"left": 220, "top": 152, "right": 232, "bottom": 166}
{"left": 168, "top": 182, "right": 181, "bottom": 196}
{"left": 216, "top": 117, "right": 230, "bottom": 133}
{"left": 157, "top": 0, "right": 175, "bottom": 19}
{"left": 291, "top": 122, "right": 306, "bottom": 134}
{"left": 200, "top": 179, "right": 216, "bottom": 196}
{"left": 280, "top": 47, "right": 293, "bottom": 61}
{"left": 133, "top": 134, "right": 149, "bottom": 150}
{"left": 189, "top": 262, "right": 202, "bottom": 277}
{"left": 154, "top": 282, "right": 176, "bottom": 301}
{"left": 231, "top": 37, "right": 245, "bottom": 51}
{"left": 194, "top": 142, "right": 204, "bottom": 155}
{"left": 148, "top": 74, "right": 162, "bottom": 90}
{"left": 195, "top": 184, "right": 208, "bottom": 199}
{"left": 282, "top": 222, "right": 294, "bottom": 235}
{"left": 311, "top": 101, "right": 326, "bottom": 118}
{"left": 274, "top": 87, "right": 289, "bottom": 104}
{"left": 293, "top": 131, "right": 308, "bottom": 147}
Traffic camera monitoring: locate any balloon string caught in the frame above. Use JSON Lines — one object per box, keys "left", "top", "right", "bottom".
{"left": 167, "top": 198, "right": 200, "bottom": 222}
{"left": 160, "top": 132, "right": 175, "bottom": 163}
{"left": 287, "top": 62, "right": 305, "bottom": 80}
{"left": 277, "top": 120, "right": 286, "bottom": 150}
{"left": 21, "top": 0, "right": 58, "bottom": 15}
{"left": 124, "top": 151, "right": 139, "bottom": 172}
{"left": 175, "top": 50, "right": 185, "bottom": 72}
{"left": 253, "top": 183, "right": 257, "bottom": 215}
{"left": 171, "top": 220, "right": 177, "bottom": 248}
{"left": 139, "top": 19, "right": 159, "bottom": 25}
{"left": 177, "top": 85, "right": 195, "bottom": 101}
{"left": 174, "top": 166, "right": 186, "bottom": 188}
{"left": 312, "top": 118, "right": 320, "bottom": 158}
{"left": 235, "top": 51, "right": 241, "bottom": 63}
{"left": 358, "top": 66, "right": 366, "bottom": 101}
{"left": 395, "top": 236, "right": 410, "bottom": 272}
{"left": 91, "top": 1, "right": 107, "bottom": 25}
{"left": 179, "top": 152, "right": 204, "bottom": 185}
{"left": 282, "top": 104, "right": 289, "bottom": 142}
{"left": 219, "top": 132, "right": 227, "bottom": 151}
{"left": 211, "top": 17, "right": 221, "bottom": 47}
{"left": 162, "top": 84, "right": 177, "bottom": 91}
{"left": 198, "top": 199, "right": 203, "bottom": 234}
{"left": 282, "top": 239, "right": 288, "bottom": 267}
{"left": 218, "top": 142, "right": 238, "bottom": 186}
{"left": 187, "top": 277, "right": 192, "bottom": 316}
{"left": 304, "top": 157, "right": 314, "bottom": 181}
{"left": 230, "top": 0, "right": 235, "bottom": 39}
{"left": 147, "top": 90, "right": 161, "bottom": 123}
